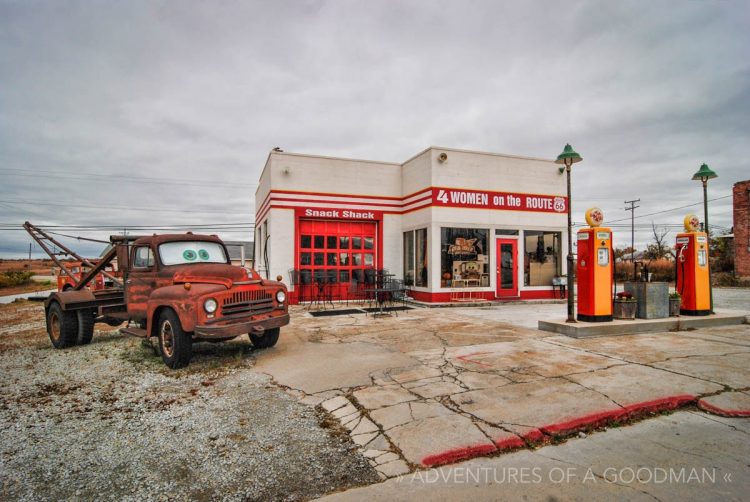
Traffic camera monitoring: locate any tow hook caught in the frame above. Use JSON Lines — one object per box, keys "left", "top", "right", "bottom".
{"left": 251, "top": 325, "right": 265, "bottom": 335}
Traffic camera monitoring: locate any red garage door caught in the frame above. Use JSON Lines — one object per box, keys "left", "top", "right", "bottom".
{"left": 298, "top": 219, "right": 378, "bottom": 300}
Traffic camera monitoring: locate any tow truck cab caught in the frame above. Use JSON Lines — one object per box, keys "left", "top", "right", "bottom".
{"left": 122, "top": 233, "right": 289, "bottom": 367}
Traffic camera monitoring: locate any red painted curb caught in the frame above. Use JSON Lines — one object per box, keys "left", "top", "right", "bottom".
{"left": 698, "top": 399, "right": 750, "bottom": 417}
{"left": 521, "top": 428, "right": 547, "bottom": 443}
{"left": 623, "top": 395, "right": 695, "bottom": 416}
{"left": 421, "top": 443, "right": 497, "bottom": 467}
{"left": 420, "top": 395, "right": 701, "bottom": 467}
{"left": 541, "top": 409, "right": 623, "bottom": 436}
{"left": 541, "top": 395, "right": 697, "bottom": 436}
{"left": 495, "top": 436, "right": 526, "bottom": 450}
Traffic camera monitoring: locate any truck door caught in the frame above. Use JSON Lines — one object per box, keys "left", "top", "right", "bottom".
{"left": 126, "top": 245, "right": 156, "bottom": 319}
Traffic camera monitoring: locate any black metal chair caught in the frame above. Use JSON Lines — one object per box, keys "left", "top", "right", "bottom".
{"left": 299, "top": 270, "right": 313, "bottom": 309}
{"left": 347, "top": 279, "right": 367, "bottom": 306}
{"left": 389, "top": 278, "right": 408, "bottom": 314}
{"left": 312, "top": 270, "right": 327, "bottom": 310}
{"left": 325, "top": 269, "right": 337, "bottom": 306}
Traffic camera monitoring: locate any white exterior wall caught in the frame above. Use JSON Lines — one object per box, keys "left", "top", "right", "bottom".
{"left": 264, "top": 152, "right": 401, "bottom": 197}
{"left": 265, "top": 208, "right": 295, "bottom": 283}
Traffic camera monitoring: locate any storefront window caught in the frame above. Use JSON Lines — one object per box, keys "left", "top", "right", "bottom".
{"left": 441, "top": 228, "right": 489, "bottom": 288}
{"left": 403, "top": 232, "right": 414, "bottom": 286}
{"left": 403, "top": 229, "right": 428, "bottom": 287}
{"left": 524, "top": 231, "right": 562, "bottom": 286}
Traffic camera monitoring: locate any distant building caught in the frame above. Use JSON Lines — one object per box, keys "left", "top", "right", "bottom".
{"left": 224, "top": 241, "right": 254, "bottom": 268}
{"left": 733, "top": 180, "right": 750, "bottom": 278}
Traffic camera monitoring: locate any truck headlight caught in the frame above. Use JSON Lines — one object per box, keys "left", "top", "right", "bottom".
{"left": 275, "top": 290, "right": 286, "bottom": 304}
{"left": 204, "top": 298, "right": 218, "bottom": 313}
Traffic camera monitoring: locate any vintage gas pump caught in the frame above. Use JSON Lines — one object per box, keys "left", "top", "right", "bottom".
{"left": 577, "top": 208, "right": 613, "bottom": 322}
{"left": 675, "top": 214, "right": 710, "bottom": 316}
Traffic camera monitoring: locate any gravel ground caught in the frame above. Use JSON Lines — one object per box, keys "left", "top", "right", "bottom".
{"left": 0, "top": 301, "right": 378, "bottom": 501}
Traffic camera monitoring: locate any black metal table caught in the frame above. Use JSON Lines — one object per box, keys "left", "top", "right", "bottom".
{"left": 363, "top": 285, "right": 404, "bottom": 316}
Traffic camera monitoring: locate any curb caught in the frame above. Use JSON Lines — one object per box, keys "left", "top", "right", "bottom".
{"left": 420, "top": 394, "right": 698, "bottom": 467}
{"left": 697, "top": 399, "right": 750, "bottom": 417}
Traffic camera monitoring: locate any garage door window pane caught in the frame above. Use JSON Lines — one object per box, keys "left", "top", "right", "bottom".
{"left": 340, "top": 253, "right": 349, "bottom": 265}
{"left": 364, "top": 237, "right": 374, "bottom": 250}
{"left": 339, "top": 236, "right": 349, "bottom": 249}
{"left": 327, "top": 236, "right": 337, "bottom": 249}
{"left": 301, "top": 235, "right": 311, "bottom": 248}
{"left": 314, "top": 236, "right": 325, "bottom": 249}
{"left": 352, "top": 237, "right": 362, "bottom": 249}
{"left": 353, "top": 253, "right": 362, "bottom": 266}
{"left": 314, "top": 253, "right": 324, "bottom": 265}
{"left": 327, "top": 253, "right": 337, "bottom": 266}
{"left": 364, "top": 253, "right": 374, "bottom": 266}
{"left": 300, "top": 252, "right": 311, "bottom": 265}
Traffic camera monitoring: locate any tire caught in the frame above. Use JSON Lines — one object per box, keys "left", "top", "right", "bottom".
{"left": 76, "top": 309, "right": 95, "bottom": 345}
{"left": 157, "top": 310, "right": 192, "bottom": 369}
{"left": 46, "top": 302, "right": 78, "bottom": 349}
{"left": 250, "top": 328, "right": 280, "bottom": 349}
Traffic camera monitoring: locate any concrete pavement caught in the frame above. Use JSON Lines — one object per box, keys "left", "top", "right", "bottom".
{"left": 251, "top": 299, "right": 750, "bottom": 479}
{"left": 318, "top": 411, "right": 750, "bottom": 501}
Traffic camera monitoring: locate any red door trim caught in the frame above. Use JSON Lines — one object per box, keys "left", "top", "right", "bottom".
{"left": 496, "top": 239, "right": 518, "bottom": 297}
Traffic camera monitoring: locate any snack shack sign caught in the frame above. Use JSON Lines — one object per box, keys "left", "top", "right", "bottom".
{"left": 432, "top": 188, "right": 567, "bottom": 214}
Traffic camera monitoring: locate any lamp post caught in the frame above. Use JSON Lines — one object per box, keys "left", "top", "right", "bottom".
{"left": 692, "top": 163, "right": 717, "bottom": 314}
{"left": 555, "top": 144, "right": 583, "bottom": 323}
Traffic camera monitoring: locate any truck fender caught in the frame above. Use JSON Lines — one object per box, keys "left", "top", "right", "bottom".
{"left": 147, "top": 283, "right": 225, "bottom": 335}
{"left": 44, "top": 290, "right": 97, "bottom": 312}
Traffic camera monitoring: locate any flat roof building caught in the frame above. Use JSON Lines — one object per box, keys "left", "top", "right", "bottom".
{"left": 255, "top": 146, "right": 569, "bottom": 303}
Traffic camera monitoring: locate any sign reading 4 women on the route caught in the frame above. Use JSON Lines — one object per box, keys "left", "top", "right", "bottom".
{"left": 432, "top": 187, "right": 567, "bottom": 213}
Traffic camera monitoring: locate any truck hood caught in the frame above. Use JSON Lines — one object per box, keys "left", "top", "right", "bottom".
{"left": 171, "top": 263, "right": 257, "bottom": 288}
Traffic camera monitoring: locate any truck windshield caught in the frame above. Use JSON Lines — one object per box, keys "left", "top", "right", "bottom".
{"left": 159, "top": 241, "right": 228, "bottom": 266}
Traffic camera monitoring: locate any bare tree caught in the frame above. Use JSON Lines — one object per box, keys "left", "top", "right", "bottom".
{"left": 644, "top": 223, "right": 672, "bottom": 260}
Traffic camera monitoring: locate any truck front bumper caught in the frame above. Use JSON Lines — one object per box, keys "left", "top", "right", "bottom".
{"left": 193, "top": 313, "right": 290, "bottom": 340}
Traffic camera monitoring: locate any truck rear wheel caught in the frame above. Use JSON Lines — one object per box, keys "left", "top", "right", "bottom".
{"left": 250, "top": 328, "right": 280, "bottom": 349}
{"left": 157, "top": 310, "right": 192, "bottom": 369}
{"left": 47, "top": 302, "right": 78, "bottom": 349}
{"left": 76, "top": 309, "right": 95, "bottom": 345}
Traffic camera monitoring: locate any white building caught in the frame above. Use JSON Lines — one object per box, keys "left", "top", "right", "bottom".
{"left": 255, "top": 146, "right": 569, "bottom": 303}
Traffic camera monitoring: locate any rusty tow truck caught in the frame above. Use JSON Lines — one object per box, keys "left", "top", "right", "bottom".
{"left": 25, "top": 222, "right": 289, "bottom": 368}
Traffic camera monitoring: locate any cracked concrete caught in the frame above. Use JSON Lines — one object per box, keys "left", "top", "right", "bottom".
{"left": 318, "top": 411, "right": 750, "bottom": 501}
{"left": 261, "top": 304, "right": 750, "bottom": 471}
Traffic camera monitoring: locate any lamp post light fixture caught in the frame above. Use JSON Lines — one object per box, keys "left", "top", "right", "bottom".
{"left": 692, "top": 163, "right": 718, "bottom": 314}
{"left": 555, "top": 144, "right": 583, "bottom": 323}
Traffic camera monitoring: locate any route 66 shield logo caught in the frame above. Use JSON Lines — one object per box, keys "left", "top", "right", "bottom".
{"left": 553, "top": 197, "right": 566, "bottom": 213}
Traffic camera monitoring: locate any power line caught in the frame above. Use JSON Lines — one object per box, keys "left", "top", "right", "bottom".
{"left": 0, "top": 168, "right": 257, "bottom": 189}
{"left": 607, "top": 195, "right": 731, "bottom": 223}
{"left": 0, "top": 199, "right": 253, "bottom": 214}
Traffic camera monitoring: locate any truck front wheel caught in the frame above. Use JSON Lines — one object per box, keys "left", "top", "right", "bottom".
{"left": 157, "top": 310, "right": 192, "bottom": 369}
{"left": 47, "top": 302, "right": 78, "bottom": 349}
{"left": 250, "top": 328, "right": 280, "bottom": 349}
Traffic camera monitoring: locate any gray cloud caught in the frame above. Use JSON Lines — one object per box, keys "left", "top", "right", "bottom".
{"left": 0, "top": 0, "right": 748, "bottom": 257}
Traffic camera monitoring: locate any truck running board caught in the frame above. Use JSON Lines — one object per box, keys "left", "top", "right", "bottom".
{"left": 120, "top": 327, "right": 148, "bottom": 338}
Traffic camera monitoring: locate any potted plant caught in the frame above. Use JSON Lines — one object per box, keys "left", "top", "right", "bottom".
{"left": 614, "top": 291, "right": 637, "bottom": 320}
{"left": 669, "top": 291, "right": 681, "bottom": 317}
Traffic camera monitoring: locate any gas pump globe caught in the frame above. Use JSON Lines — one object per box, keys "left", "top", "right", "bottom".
{"left": 675, "top": 214, "right": 711, "bottom": 316}
{"left": 576, "top": 208, "right": 614, "bottom": 322}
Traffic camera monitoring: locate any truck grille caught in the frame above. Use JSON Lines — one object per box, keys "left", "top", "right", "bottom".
{"left": 221, "top": 290, "right": 274, "bottom": 317}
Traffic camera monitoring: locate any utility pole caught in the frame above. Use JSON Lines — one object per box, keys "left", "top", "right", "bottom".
{"left": 624, "top": 199, "right": 640, "bottom": 281}
{"left": 29, "top": 242, "right": 32, "bottom": 261}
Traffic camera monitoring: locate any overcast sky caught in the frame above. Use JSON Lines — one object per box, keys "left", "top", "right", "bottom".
{"left": 1, "top": 0, "right": 748, "bottom": 259}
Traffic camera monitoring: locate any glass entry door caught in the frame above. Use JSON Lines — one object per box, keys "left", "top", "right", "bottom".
{"left": 496, "top": 239, "right": 518, "bottom": 297}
